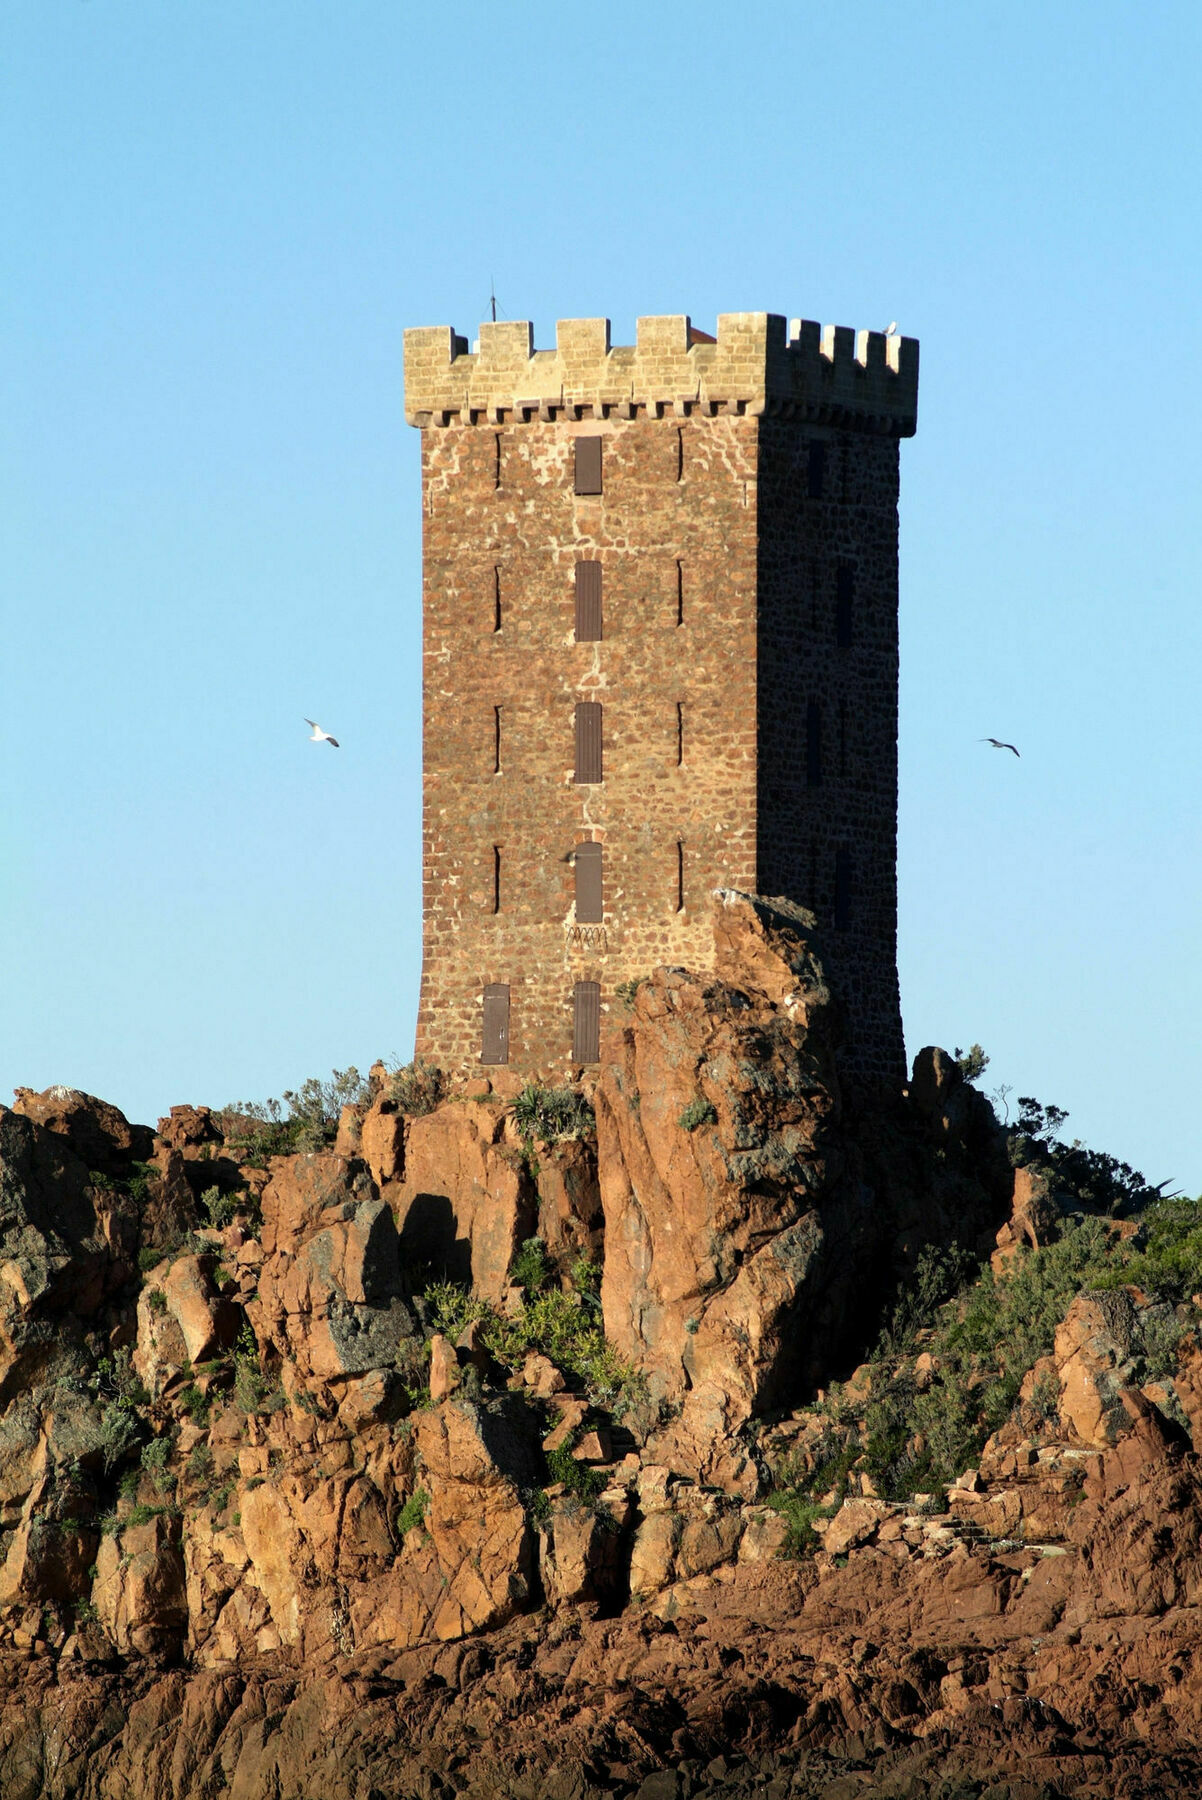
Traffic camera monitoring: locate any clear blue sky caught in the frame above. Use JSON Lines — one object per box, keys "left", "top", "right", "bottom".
{"left": 3, "top": 2, "right": 1199, "bottom": 1191}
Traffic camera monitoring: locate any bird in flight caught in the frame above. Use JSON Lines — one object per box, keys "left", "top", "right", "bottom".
{"left": 981, "top": 737, "right": 1020, "bottom": 757}
{"left": 305, "top": 719, "right": 340, "bottom": 748}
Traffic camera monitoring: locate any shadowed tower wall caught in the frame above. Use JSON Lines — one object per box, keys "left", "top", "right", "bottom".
{"left": 403, "top": 313, "right": 918, "bottom": 1089}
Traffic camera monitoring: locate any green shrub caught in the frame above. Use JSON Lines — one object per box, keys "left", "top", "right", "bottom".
{"left": 200, "top": 1185, "right": 237, "bottom": 1229}
{"left": 765, "top": 1486, "right": 829, "bottom": 1556}
{"left": 179, "top": 1383, "right": 209, "bottom": 1426}
{"left": 232, "top": 1321, "right": 279, "bottom": 1414}
{"left": 90, "top": 1350, "right": 150, "bottom": 1472}
{"left": 511, "top": 1084, "right": 595, "bottom": 1145}
{"left": 510, "top": 1236, "right": 551, "bottom": 1294}
{"left": 140, "top": 1435, "right": 175, "bottom": 1496}
{"left": 420, "top": 1278, "right": 641, "bottom": 1413}
{"left": 389, "top": 1060, "right": 447, "bottom": 1117}
{"left": 953, "top": 1044, "right": 990, "bottom": 1083}
{"left": 678, "top": 1096, "right": 717, "bottom": 1132}
{"left": 146, "top": 1288, "right": 168, "bottom": 1315}
{"left": 187, "top": 1443, "right": 215, "bottom": 1485}
{"left": 545, "top": 1443, "right": 605, "bottom": 1503}
{"left": 139, "top": 1246, "right": 167, "bottom": 1274}
{"left": 217, "top": 1068, "right": 369, "bottom": 1164}
{"left": 396, "top": 1488, "right": 429, "bottom": 1536}
{"left": 1008, "top": 1095, "right": 1171, "bottom": 1218}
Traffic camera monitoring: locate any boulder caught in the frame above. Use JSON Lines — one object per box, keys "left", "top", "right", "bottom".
{"left": 596, "top": 893, "right": 840, "bottom": 1429}
{"left": 390, "top": 1102, "right": 533, "bottom": 1300}
{"left": 11, "top": 1086, "right": 153, "bottom": 1176}
{"left": 1055, "top": 1290, "right": 1143, "bottom": 1448}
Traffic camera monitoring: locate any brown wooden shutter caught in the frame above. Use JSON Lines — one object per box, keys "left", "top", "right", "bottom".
{"left": 574, "top": 842, "right": 602, "bottom": 921}
{"left": 481, "top": 983, "right": 510, "bottom": 1064}
{"left": 834, "top": 849, "right": 852, "bottom": 932}
{"left": 572, "top": 981, "right": 600, "bottom": 1063}
{"left": 574, "top": 436, "right": 602, "bottom": 495}
{"left": 575, "top": 561, "right": 602, "bottom": 641}
{"left": 574, "top": 702, "right": 602, "bottom": 783}
{"left": 806, "top": 440, "right": 826, "bottom": 499}
{"left": 806, "top": 701, "right": 822, "bottom": 786}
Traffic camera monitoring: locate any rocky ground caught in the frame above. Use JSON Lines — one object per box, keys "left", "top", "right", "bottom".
{"left": 0, "top": 893, "right": 1199, "bottom": 1797}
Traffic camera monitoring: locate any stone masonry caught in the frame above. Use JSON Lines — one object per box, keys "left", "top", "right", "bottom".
{"left": 402, "top": 312, "right": 919, "bottom": 1090}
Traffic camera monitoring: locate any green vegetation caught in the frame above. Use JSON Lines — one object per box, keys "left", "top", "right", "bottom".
{"left": 146, "top": 1287, "right": 167, "bottom": 1315}
{"left": 768, "top": 1183, "right": 1202, "bottom": 1546}
{"left": 178, "top": 1382, "right": 210, "bottom": 1426}
{"left": 90, "top": 1350, "right": 150, "bottom": 1472}
{"left": 423, "top": 1271, "right": 641, "bottom": 1413}
{"left": 217, "top": 1068, "right": 369, "bottom": 1164}
{"left": 511, "top": 1083, "right": 595, "bottom": 1145}
{"left": 953, "top": 1044, "right": 990, "bottom": 1083}
{"left": 200, "top": 1184, "right": 261, "bottom": 1232}
{"left": 388, "top": 1059, "right": 447, "bottom": 1117}
{"left": 232, "top": 1321, "right": 280, "bottom": 1414}
{"left": 1008, "top": 1094, "right": 1171, "bottom": 1218}
{"left": 396, "top": 1488, "right": 429, "bottom": 1536}
{"left": 140, "top": 1435, "right": 176, "bottom": 1497}
{"left": 678, "top": 1096, "right": 717, "bottom": 1132}
{"left": 545, "top": 1442, "right": 605, "bottom": 1503}
{"left": 509, "top": 1236, "right": 551, "bottom": 1295}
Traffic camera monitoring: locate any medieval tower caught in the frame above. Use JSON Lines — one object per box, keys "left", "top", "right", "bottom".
{"left": 402, "top": 312, "right": 919, "bottom": 1090}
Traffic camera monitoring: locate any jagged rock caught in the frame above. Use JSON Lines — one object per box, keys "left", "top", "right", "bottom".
{"left": 250, "top": 1159, "right": 415, "bottom": 1384}
{"left": 0, "top": 1108, "right": 135, "bottom": 1400}
{"left": 597, "top": 894, "right": 1008, "bottom": 1488}
{"left": 1055, "top": 1289, "right": 1144, "bottom": 1448}
{"left": 390, "top": 1101, "right": 531, "bottom": 1300}
{"left": 991, "top": 1165, "right": 1065, "bottom": 1272}
{"left": 596, "top": 895, "right": 841, "bottom": 1431}
{"left": 93, "top": 1511, "right": 187, "bottom": 1656}
{"left": 11, "top": 1086, "right": 153, "bottom": 1177}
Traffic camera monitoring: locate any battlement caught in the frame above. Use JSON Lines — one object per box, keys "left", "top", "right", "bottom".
{"left": 403, "top": 312, "right": 918, "bottom": 436}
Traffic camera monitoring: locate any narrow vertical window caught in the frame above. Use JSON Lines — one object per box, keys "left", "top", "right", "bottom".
{"left": 834, "top": 848, "right": 852, "bottom": 932}
{"left": 574, "top": 841, "right": 603, "bottom": 922}
{"left": 676, "top": 840, "right": 685, "bottom": 913}
{"left": 806, "top": 702, "right": 822, "bottom": 787}
{"left": 675, "top": 427, "right": 684, "bottom": 482}
{"left": 575, "top": 561, "right": 602, "bottom": 641}
{"left": 836, "top": 564, "right": 854, "bottom": 646}
{"left": 492, "top": 846, "right": 501, "bottom": 913}
{"left": 574, "top": 702, "right": 602, "bottom": 783}
{"left": 675, "top": 560, "right": 684, "bottom": 626}
{"left": 676, "top": 702, "right": 684, "bottom": 766}
{"left": 806, "top": 440, "right": 826, "bottom": 500}
{"left": 481, "top": 984, "right": 510, "bottom": 1064}
{"left": 493, "top": 566, "right": 502, "bottom": 633}
{"left": 572, "top": 981, "right": 601, "bottom": 1063}
{"left": 493, "top": 705, "right": 502, "bottom": 773}
{"left": 493, "top": 432, "right": 502, "bottom": 489}
{"left": 574, "top": 436, "right": 603, "bottom": 495}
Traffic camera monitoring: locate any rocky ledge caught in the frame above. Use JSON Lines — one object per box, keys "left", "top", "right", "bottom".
{"left": 0, "top": 894, "right": 1197, "bottom": 1797}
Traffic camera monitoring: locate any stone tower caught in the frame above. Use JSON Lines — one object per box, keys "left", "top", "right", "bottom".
{"left": 402, "top": 312, "right": 919, "bottom": 1090}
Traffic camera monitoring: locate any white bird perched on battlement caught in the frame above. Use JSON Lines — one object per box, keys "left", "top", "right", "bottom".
{"left": 884, "top": 321, "right": 899, "bottom": 337}
{"left": 305, "top": 718, "right": 340, "bottom": 748}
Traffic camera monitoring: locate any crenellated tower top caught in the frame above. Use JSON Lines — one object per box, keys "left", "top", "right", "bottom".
{"left": 403, "top": 312, "right": 918, "bottom": 436}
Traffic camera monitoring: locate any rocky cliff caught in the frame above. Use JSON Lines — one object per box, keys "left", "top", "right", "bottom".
{"left": 0, "top": 895, "right": 1198, "bottom": 1797}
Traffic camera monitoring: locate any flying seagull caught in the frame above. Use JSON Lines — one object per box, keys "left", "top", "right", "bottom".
{"left": 305, "top": 719, "right": 340, "bottom": 748}
{"left": 981, "top": 737, "right": 1020, "bottom": 757}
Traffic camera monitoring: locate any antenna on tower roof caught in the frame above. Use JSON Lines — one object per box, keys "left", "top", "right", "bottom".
{"left": 490, "top": 279, "right": 497, "bottom": 323}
